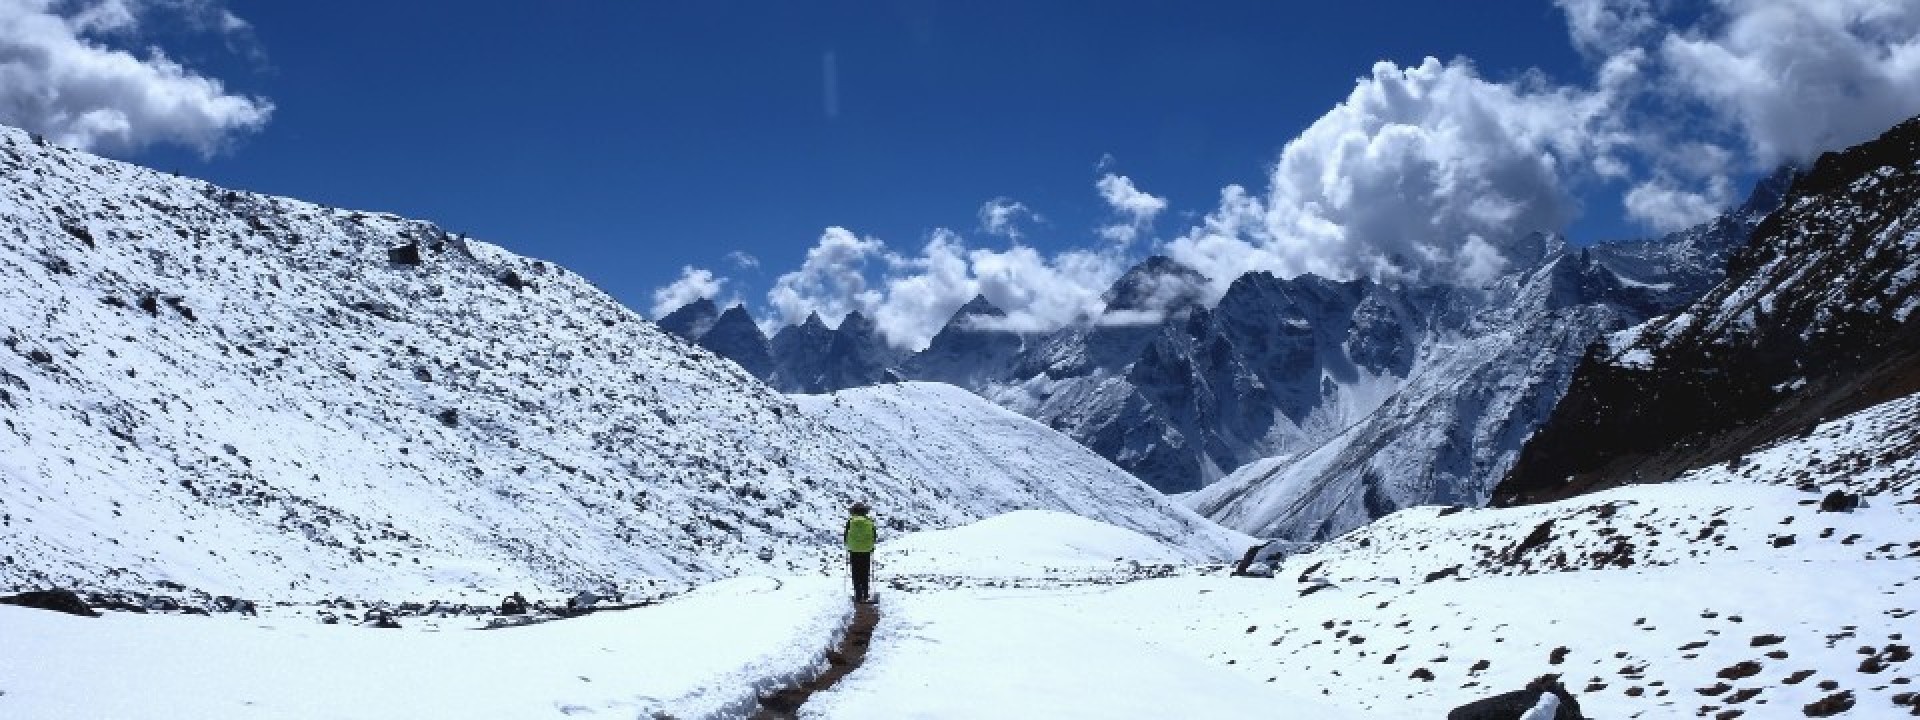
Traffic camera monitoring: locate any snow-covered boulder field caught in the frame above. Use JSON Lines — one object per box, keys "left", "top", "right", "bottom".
{"left": 0, "top": 125, "right": 1234, "bottom": 605}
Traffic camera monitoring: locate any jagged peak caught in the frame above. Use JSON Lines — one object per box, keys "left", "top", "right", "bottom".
{"left": 837, "top": 309, "right": 877, "bottom": 334}
{"left": 655, "top": 296, "right": 721, "bottom": 340}
{"left": 708, "top": 304, "right": 767, "bottom": 339}
{"left": 1103, "top": 256, "right": 1210, "bottom": 313}
{"left": 955, "top": 294, "right": 1007, "bottom": 319}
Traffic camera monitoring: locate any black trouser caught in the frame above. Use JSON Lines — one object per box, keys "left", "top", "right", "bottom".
{"left": 849, "top": 551, "right": 872, "bottom": 600}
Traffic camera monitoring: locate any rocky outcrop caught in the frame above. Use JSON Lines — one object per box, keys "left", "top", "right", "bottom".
{"left": 1496, "top": 116, "right": 1920, "bottom": 506}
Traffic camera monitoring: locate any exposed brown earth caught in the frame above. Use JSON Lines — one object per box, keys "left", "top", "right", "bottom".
{"left": 753, "top": 602, "right": 880, "bottom": 719}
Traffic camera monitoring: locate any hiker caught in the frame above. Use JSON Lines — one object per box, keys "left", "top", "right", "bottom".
{"left": 845, "top": 502, "right": 877, "bottom": 604}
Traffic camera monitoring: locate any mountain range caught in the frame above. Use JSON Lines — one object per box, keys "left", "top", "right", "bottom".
{"left": 662, "top": 168, "right": 1797, "bottom": 540}
{"left": 1496, "top": 114, "right": 1920, "bottom": 506}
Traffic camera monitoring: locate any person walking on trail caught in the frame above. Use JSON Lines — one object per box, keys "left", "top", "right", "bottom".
{"left": 845, "top": 502, "right": 877, "bottom": 604}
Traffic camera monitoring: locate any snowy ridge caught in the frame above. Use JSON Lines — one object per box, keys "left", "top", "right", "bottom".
{"left": 0, "top": 124, "right": 1229, "bottom": 602}
{"left": 792, "top": 383, "right": 1248, "bottom": 560}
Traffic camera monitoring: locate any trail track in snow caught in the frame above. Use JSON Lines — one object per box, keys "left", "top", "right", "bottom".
{"left": 755, "top": 601, "right": 880, "bottom": 719}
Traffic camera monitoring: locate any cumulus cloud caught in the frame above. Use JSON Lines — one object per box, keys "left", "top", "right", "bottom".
{"left": 977, "top": 197, "right": 1039, "bottom": 241}
{"left": 767, "top": 227, "right": 885, "bottom": 327}
{"left": 0, "top": 0, "right": 271, "bottom": 156}
{"left": 1562, "top": 0, "right": 1920, "bottom": 228}
{"left": 759, "top": 225, "right": 1129, "bottom": 350}
{"left": 1095, "top": 173, "right": 1166, "bottom": 246}
{"left": 1166, "top": 57, "right": 1612, "bottom": 297}
{"left": 1624, "top": 174, "right": 1735, "bottom": 232}
{"left": 1656, "top": 0, "right": 1920, "bottom": 167}
{"left": 650, "top": 266, "right": 728, "bottom": 319}
{"left": 690, "top": 0, "right": 1920, "bottom": 344}
{"left": 1556, "top": 0, "right": 1657, "bottom": 55}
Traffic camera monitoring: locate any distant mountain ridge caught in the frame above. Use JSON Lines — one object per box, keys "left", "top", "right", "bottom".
{"left": 661, "top": 167, "right": 1791, "bottom": 539}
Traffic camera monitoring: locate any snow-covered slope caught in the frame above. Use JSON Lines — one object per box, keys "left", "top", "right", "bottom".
{"left": 1, "top": 576, "right": 850, "bottom": 720}
{"left": 9, "top": 383, "right": 1912, "bottom": 718}
{"left": 1499, "top": 115, "right": 1920, "bottom": 506}
{"left": 0, "top": 125, "right": 1232, "bottom": 602}
{"left": 1191, "top": 388, "right": 1920, "bottom": 717}
{"left": 792, "top": 382, "right": 1247, "bottom": 560}
{"left": 837, "top": 388, "right": 1917, "bottom": 718}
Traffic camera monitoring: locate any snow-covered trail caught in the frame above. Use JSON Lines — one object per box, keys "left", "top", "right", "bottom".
{"left": 0, "top": 577, "right": 848, "bottom": 720}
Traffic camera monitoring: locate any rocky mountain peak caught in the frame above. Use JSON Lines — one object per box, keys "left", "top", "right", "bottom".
{"left": 697, "top": 304, "right": 775, "bottom": 378}
{"left": 656, "top": 296, "right": 720, "bottom": 341}
{"left": 1102, "top": 256, "right": 1209, "bottom": 315}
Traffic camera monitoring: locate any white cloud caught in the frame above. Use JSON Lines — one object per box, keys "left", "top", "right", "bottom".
{"left": 871, "top": 230, "right": 980, "bottom": 347}
{"left": 649, "top": 266, "right": 728, "bottom": 319}
{"left": 715, "top": 0, "right": 1920, "bottom": 344}
{"left": 767, "top": 227, "right": 885, "bottom": 327}
{"left": 1657, "top": 0, "right": 1920, "bottom": 167}
{"left": 1095, "top": 173, "right": 1166, "bottom": 246}
{"left": 977, "top": 197, "right": 1039, "bottom": 241}
{"left": 1557, "top": 0, "right": 1920, "bottom": 228}
{"left": 0, "top": 0, "right": 272, "bottom": 156}
{"left": 760, "top": 225, "right": 1129, "bottom": 351}
{"left": 726, "top": 250, "right": 760, "bottom": 270}
{"left": 1624, "top": 174, "right": 1737, "bottom": 233}
{"left": 1556, "top": 0, "right": 1657, "bottom": 55}
{"left": 1166, "top": 57, "right": 1611, "bottom": 298}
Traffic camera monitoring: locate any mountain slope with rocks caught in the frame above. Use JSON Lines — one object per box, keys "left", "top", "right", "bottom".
{"left": 0, "top": 124, "right": 1232, "bottom": 603}
{"left": 1496, "top": 115, "right": 1920, "bottom": 507}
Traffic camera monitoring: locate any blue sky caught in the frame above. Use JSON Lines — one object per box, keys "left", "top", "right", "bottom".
{"left": 7, "top": 1, "right": 1919, "bottom": 347}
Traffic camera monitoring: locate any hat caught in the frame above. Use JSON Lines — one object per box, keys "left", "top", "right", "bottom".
{"left": 849, "top": 501, "right": 870, "bottom": 514}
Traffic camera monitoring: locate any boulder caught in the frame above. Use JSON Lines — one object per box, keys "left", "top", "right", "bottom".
{"left": 1448, "top": 674, "right": 1585, "bottom": 719}
{"left": 1818, "top": 490, "right": 1859, "bottom": 513}
{"left": 0, "top": 589, "right": 100, "bottom": 617}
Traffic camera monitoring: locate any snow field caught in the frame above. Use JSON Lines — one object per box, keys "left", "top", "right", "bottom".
{"left": 798, "top": 585, "right": 1363, "bottom": 720}
{"left": 877, "top": 509, "right": 1192, "bottom": 577}
{"left": 0, "top": 576, "right": 849, "bottom": 720}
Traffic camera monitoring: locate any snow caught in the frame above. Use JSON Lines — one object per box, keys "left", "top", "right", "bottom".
{"left": 797, "top": 383, "right": 1250, "bottom": 562}
{"left": 0, "top": 576, "right": 848, "bottom": 720}
{"left": 0, "top": 125, "right": 1238, "bottom": 603}
{"left": 799, "top": 587, "right": 1363, "bottom": 720}
{"left": 5, "top": 377, "right": 1915, "bottom": 718}
{"left": 879, "top": 509, "right": 1190, "bottom": 577}
{"left": 1520, "top": 694, "right": 1560, "bottom": 720}
{"left": 817, "top": 390, "right": 1920, "bottom": 717}
{"left": 1, "top": 120, "right": 1915, "bottom": 719}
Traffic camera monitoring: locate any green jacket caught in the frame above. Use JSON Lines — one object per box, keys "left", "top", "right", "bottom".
{"left": 845, "top": 514, "right": 876, "bottom": 553}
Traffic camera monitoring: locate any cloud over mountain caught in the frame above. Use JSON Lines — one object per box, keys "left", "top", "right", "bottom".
{"left": 0, "top": 0, "right": 271, "bottom": 155}
{"left": 658, "top": 0, "right": 1920, "bottom": 346}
